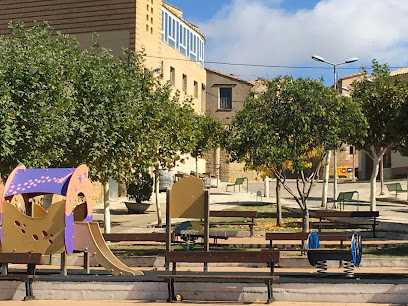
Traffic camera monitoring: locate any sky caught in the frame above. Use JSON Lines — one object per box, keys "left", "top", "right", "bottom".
{"left": 167, "top": 0, "right": 408, "bottom": 85}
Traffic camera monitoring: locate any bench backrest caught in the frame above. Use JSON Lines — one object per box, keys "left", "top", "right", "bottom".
{"left": 386, "top": 183, "right": 403, "bottom": 191}
{"left": 316, "top": 210, "right": 379, "bottom": 218}
{"left": 234, "top": 178, "right": 246, "bottom": 185}
{"left": 103, "top": 232, "right": 175, "bottom": 242}
{"left": 338, "top": 191, "right": 357, "bottom": 201}
{"left": 0, "top": 253, "right": 42, "bottom": 264}
{"left": 210, "top": 210, "right": 257, "bottom": 218}
{"left": 165, "top": 251, "right": 279, "bottom": 264}
{"left": 265, "top": 232, "right": 348, "bottom": 241}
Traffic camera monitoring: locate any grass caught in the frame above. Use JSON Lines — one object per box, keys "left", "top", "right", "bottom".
{"left": 209, "top": 202, "right": 367, "bottom": 232}
{"left": 109, "top": 203, "right": 406, "bottom": 257}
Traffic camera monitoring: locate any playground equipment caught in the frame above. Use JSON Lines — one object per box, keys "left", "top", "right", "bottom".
{"left": 165, "top": 176, "right": 209, "bottom": 252}
{"left": 0, "top": 165, "right": 139, "bottom": 276}
{"left": 307, "top": 231, "right": 362, "bottom": 278}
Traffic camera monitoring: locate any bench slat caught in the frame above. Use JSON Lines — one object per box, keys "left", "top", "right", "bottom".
{"left": 158, "top": 275, "right": 279, "bottom": 280}
{"left": 165, "top": 251, "right": 279, "bottom": 264}
{"left": 315, "top": 211, "right": 379, "bottom": 218}
{"left": 103, "top": 232, "right": 174, "bottom": 242}
{"left": 0, "top": 253, "right": 42, "bottom": 264}
{"left": 210, "top": 210, "right": 257, "bottom": 218}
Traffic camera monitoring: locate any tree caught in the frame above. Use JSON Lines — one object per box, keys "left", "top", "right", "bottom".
{"left": 0, "top": 22, "right": 80, "bottom": 177}
{"left": 0, "top": 22, "right": 194, "bottom": 232}
{"left": 351, "top": 60, "right": 408, "bottom": 211}
{"left": 226, "top": 77, "right": 367, "bottom": 232}
{"left": 190, "top": 113, "right": 225, "bottom": 177}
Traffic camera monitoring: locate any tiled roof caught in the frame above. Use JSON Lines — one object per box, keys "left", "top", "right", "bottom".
{"left": 338, "top": 71, "right": 367, "bottom": 81}
{"left": 390, "top": 67, "right": 408, "bottom": 76}
{"left": 205, "top": 68, "right": 252, "bottom": 85}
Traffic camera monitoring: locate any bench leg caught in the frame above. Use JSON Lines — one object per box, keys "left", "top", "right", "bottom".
{"left": 166, "top": 279, "right": 176, "bottom": 302}
{"left": 249, "top": 224, "right": 254, "bottom": 237}
{"left": 24, "top": 278, "right": 35, "bottom": 301}
{"left": 265, "top": 279, "right": 274, "bottom": 304}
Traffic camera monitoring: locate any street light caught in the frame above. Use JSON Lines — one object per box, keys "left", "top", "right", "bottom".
{"left": 312, "top": 55, "right": 358, "bottom": 207}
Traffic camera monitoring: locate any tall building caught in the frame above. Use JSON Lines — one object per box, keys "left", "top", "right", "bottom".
{"left": 0, "top": 0, "right": 207, "bottom": 175}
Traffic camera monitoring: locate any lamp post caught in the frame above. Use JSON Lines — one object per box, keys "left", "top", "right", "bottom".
{"left": 312, "top": 55, "right": 358, "bottom": 206}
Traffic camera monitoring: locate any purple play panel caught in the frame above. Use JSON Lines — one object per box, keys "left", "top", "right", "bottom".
{"left": 5, "top": 168, "right": 76, "bottom": 197}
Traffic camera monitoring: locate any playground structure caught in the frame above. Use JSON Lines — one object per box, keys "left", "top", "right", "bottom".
{"left": 165, "top": 176, "right": 210, "bottom": 254}
{"left": 0, "top": 164, "right": 139, "bottom": 276}
{"left": 307, "top": 231, "right": 362, "bottom": 278}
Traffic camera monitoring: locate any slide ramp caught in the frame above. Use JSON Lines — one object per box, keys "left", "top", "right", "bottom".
{"left": 73, "top": 221, "right": 142, "bottom": 276}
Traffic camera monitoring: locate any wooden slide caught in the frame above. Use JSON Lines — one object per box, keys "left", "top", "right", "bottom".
{"left": 73, "top": 221, "right": 142, "bottom": 276}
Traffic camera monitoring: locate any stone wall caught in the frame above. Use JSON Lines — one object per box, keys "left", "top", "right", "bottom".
{"left": 204, "top": 148, "right": 261, "bottom": 183}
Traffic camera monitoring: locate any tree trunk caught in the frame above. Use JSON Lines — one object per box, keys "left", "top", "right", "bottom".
{"left": 369, "top": 162, "right": 379, "bottom": 211}
{"left": 154, "top": 170, "right": 163, "bottom": 227}
{"left": 276, "top": 179, "right": 282, "bottom": 226}
{"left": 302, "top": 208, "right": 309, "bottom": 233}
{"left": 321, "top": 151, "right": 332, "bottom": 207}
{"left": 369, "top": 147, "right": 385, "bottom": 211}
{"left": 103, "top": 182, "right": 110, "bottom": 233}
{"left": 301, "top": 208, "right": 309, "bottom": 249}
{"left": 195, "top": 157, "right": 199, "bottom": 177}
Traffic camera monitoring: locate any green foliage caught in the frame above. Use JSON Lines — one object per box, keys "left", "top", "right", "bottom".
{"left": 227, "top": 76, "right": 366, "bottom": 175}
{"left": 190, "top": 112, "right": 225, "bottom": 159}
{"left": 226, "top": 76, "right": 366, "bottom": 220}
{"left": 0, "top": 22, "right": 201, "bottom": 185}
{"left": 126, "top": 167, "right": 153, "bottom": 203}
{"left": 351, "top": 60, "right": 408, "bottom": 156}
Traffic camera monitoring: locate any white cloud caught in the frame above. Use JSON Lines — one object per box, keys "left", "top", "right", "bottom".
{"left": 197, "top": 0, "right": 408, "bottom": 81}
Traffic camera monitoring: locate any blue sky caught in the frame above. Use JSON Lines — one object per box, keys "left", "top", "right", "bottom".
{"left": 167, "top": 0, "right": 408, "bottom": 86}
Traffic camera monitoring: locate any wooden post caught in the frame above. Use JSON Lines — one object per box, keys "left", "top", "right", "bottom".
{"left": 204, "top": 190, "right": 210, "bottom": 272}
{"left": 165, "top": 189, "right": 171, "bottom": 271}
{"left": 60, "top": 252, "right": 67, "bottom": 276}
{"left": 83, "top": 252, "right": 90, "bottom": 274}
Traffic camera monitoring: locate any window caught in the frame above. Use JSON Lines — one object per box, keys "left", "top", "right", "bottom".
{"left": 182, "top": 74, "right": 187, "bottom": 92}
{"left": 219, "top": 87, "right": 232, "bottom": 109}
{"left": 161, "top": 7, "right": 205, "bottom": 66}
{"left": 170, "top": 67, "right": 175, "bottom": 86}
{"left": 194, "top": 81, "right": 198, "bottom": 98}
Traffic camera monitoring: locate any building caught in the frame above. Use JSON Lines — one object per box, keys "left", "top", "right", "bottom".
{"left": 204, "top": 68, "right": 261, "bottom": 182}
{"left": 338, "top": 68, "right": 408, "bottom": 180}
{"left": 0, "top": 0, "right": 207, "bottom": 177}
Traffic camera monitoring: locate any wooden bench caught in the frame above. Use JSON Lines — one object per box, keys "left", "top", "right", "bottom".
{"left": 327, "top": 191, "right": 359, "bottom": 210}
{"left": 209, "top": 210, "right": 257, "bottom": 236}
{"left": 385, "top": 182, "right": 407, "bottom": 197}
{"left": 103, "top": 232, "right": 174, "bottom": 243}
{"left": 314, "top": 210, "right": 379, "bottom": 237}
{"left": 0, "top": 253, "right": 42, "bottom": 300}
{"left": 103, "top": 232, "right": 176, "bottom": 253}
{"left": 159, "top": 250, "right": 280, "bottom": 304}
{"left": 226, "top": 177, "right": 247, "bottom": 192}
{"left": 265, "top": 232, "right": 349, "bottom": 251}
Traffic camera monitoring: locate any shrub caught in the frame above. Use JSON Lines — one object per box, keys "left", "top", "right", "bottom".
{"left": 126, "top": 171, "right": 153, "bottom": 203}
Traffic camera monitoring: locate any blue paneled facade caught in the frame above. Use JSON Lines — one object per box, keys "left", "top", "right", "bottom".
{"left": 162, "top": 7, "right": 204, "bottom": 67}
